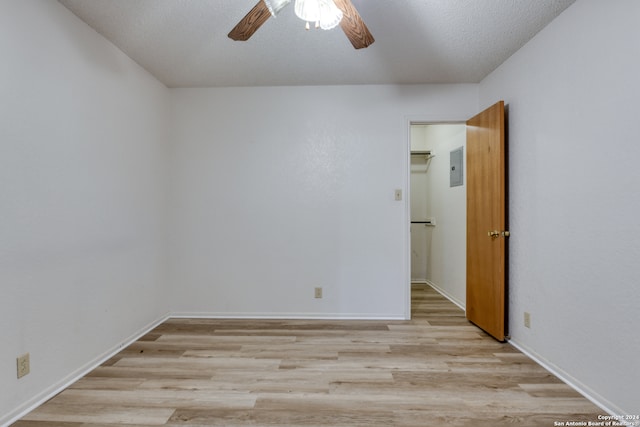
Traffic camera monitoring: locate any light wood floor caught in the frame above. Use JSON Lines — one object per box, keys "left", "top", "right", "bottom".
{"left": 13, "top": 284, "right": 603, "bottom": 426}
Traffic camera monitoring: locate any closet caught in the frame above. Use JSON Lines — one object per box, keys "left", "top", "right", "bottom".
{"left": 409, "top": 124, "right": 467, "bottom": 307}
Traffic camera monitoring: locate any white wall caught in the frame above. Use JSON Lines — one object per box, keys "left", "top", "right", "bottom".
{"left": 168, "top": 85, "right": 478, "bottom": 319}
{"left": 0, "top": 1, "right": 169, "bottom": 423}
{"left": 411, "top": 125, "right": 467, "bottom": 306}
{"left": 479, "top": 0, "right": 640, "bottom": 414}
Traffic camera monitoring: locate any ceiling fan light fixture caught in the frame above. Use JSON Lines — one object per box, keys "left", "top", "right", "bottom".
{"left": 264, "top": 0, "right": 291, "bottom": 17}
{"left": 318, "top": 0, "right": 342, "bottom": 30}
{"left": 294, "top": 0, "right": 343, "bottom": 30}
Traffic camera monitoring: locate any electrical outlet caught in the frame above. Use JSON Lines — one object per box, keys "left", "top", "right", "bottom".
{"left": 524, "top": 312, "right": 531, "bottom": 329}
{"left": 314, "top": 287, "right": 323, "bottom": 299}
{"left": 17, "top": 353, "right": 30, "bottom": 379}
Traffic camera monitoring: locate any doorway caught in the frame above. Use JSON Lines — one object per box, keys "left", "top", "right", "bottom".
{"left": 409, "top": 124, "right": 467, "bottom": 310}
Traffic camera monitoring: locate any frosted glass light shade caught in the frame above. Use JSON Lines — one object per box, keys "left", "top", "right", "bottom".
{"left": 294, "top": 0, "right": 343, "bottom": 30}
{"left": 317, "top": 0, "right": 343, "bottom": 30}
{"left": 294, "top": 0, "right": 320, "bottom": 23}
{"left": 264, "top": 0, "right": 291, "bottom": 17}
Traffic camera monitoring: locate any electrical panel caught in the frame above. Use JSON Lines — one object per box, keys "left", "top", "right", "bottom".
{"left": 450, "top": 147, "right": 464, "bottom": 187}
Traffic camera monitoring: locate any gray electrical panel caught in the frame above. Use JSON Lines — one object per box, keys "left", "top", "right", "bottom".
{"left": 450, "top": 147, "right": 464, "bottom": 187}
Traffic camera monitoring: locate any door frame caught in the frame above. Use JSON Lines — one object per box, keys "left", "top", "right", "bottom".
{"left": 403, "top": 116, "right": 469, "bottom": 319}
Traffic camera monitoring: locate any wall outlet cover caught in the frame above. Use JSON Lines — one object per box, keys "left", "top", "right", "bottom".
{"left": 524, "top": 312, "right": 531, "bottom": 328}
{"left": 17, "top": 353, "right": 30, "bottom": 379}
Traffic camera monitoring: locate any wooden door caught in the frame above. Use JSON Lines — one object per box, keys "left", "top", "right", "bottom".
{"left": 466, "top": 101, "right": 508, "bottom": 341}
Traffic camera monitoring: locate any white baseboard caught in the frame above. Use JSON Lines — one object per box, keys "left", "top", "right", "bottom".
{"left": 425, "top": 280, "right": 466, "bottom": 311}
{"left": 1, "top": 313, "right": 170, "bottom": 427}
{"left": 507, "top": 338, "right": 624, "bottom": 416}
{"left": 170, "top": 312, "right": 406, "bottom": 320}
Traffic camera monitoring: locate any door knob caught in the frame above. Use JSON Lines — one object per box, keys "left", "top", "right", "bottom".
{"left": 488, "top": 231, "right": 500, "bottom": 238}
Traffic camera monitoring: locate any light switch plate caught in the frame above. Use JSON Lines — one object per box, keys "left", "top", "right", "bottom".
{"left": 394, "top": 189, "right": 402, "bottom": 201}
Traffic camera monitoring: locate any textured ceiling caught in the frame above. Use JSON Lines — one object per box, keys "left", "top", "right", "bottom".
{"left": 57, "top": 0, "right": 576, "bottom": 88}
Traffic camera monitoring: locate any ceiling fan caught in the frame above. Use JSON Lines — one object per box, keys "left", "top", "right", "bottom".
{"left": 228, "top": 0, "right": 374, "bottom": 49}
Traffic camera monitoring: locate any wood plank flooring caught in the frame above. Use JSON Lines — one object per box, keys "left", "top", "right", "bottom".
{"left": 12, "top": 284, "right": 604, "bottom": 426}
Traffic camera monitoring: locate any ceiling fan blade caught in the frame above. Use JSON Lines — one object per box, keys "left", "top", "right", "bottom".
{"left": 228, "top": 0, "right": 272, "bottom": 41}
{"left": 333, "top": 0, "right": 374, "bottom": 49}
